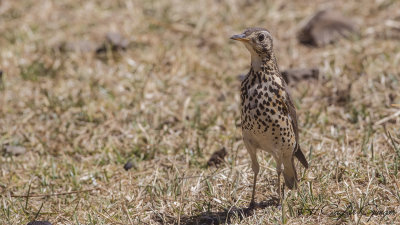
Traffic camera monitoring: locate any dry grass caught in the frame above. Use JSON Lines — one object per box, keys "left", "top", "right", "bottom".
{"left": 1, "top": 0, "right": 400, "bottom": 224}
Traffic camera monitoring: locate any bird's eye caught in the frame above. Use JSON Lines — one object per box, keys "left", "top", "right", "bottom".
{"left": 258, "top": 34, "right": 265, "bottom": 42}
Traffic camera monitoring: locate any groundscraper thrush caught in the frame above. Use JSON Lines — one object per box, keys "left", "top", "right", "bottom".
{"left": 231, "top": 28, "right": 309, "bottom": 208}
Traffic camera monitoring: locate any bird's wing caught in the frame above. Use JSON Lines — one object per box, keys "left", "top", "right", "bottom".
{"left": 283, "top": 88, "right": 299, "bottom": 144}
{"left": 282, "top": 87, "right": 309, "bottom": 168}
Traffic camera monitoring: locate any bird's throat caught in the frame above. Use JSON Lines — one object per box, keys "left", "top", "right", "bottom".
{"left": 250, "top": 54, "right": 263, "bottom": 71}
{"left": 250, "top": 52, "right": 279, "bottom": 75}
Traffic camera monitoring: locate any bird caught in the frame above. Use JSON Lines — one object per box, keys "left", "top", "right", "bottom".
{"left": 230, "top": 28, "right": 309, "bottom": 208}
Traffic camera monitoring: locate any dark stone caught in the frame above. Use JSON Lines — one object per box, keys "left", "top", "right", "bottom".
{"left": 27, "top": 221, "right": 52, "bottom": 225}
{"left": 123, "top": 160, "right": 134, "bottom": 171}
{"left": 297, "top": 10, "right": 358, "bottom": 47}
{"left": 281, "top": 68, "right": 319, "bottom": 84}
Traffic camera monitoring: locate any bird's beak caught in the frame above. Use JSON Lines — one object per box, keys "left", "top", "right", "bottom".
{"left": 230, "top": 33, "right": 249, "bottom": 42}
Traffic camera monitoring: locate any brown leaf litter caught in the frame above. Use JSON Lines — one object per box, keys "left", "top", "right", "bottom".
{"left": 207, "top": 147, "right": 227, "bottom": 168}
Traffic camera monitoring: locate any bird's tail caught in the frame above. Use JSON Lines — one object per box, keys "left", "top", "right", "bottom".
{"left": 284, "top": 144, "right": 309, "bottom": 189}
{"left": 283, "top": 155, "right": 297, "bottom": 189}
{"left": 294, "top": 144, "right": 309, "bottom": 169}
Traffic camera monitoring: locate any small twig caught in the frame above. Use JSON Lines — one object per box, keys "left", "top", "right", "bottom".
{"left": 11, "top": 188, "right": 99, "bottom": 198}
{"left": 374, "top": 110, "right": 400, "bottom": 126}
{"left": 177, "top": 174, "right": 212, "bottom": 180}
{"left": 123, "top": 204, "right": 134, "bottom": 225}
{"left": 73, "top": 198, "right": 82, "bottom": 212}
{"left": 131, "top": 170, "right": 153, "bottom": 176}
{"left": 25, "top": 182, "right": 32, "bottom": 210}
{"left": 94, "top": 209, "right": 125, "bottom": 225}
{"left": 34, "top": 199, "right": 46, "bottom": 220}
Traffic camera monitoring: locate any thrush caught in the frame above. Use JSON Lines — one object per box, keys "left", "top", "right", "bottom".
{"left": 231, "top": 28, "right": 309, "bottom": 207}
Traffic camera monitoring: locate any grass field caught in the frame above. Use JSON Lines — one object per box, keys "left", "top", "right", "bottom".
{"left": 1, "top": 0, "right": 400, "bottom": 224}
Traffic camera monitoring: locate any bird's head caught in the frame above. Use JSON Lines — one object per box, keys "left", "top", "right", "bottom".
{"left": 231, "top": 28, "right": 274, "bottom": 58}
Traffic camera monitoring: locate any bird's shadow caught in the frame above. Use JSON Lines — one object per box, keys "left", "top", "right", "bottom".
{"left": 174, "top": 197, "right": 279, "bottom": 225}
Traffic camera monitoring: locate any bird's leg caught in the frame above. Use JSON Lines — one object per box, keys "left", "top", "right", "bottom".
{"left": 245, "top": 141, "right": 259, "bottom": 209}
{"left": 250, "top": 170, "right": 258, "bottom": 209}
{"left": 275, "top": 155, "right": 282, "bottom": 204}
{"left": 249, "top": 154, "right": 259, "bottom": 209}
{"left": 277, "top": 170, "right": 282, "bottom": 203}
{"left": 281, "top": 182, "right": 285, "bottom": 207}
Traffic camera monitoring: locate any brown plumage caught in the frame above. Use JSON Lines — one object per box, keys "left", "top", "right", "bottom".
{"left": 231, "top": 28, "right": 308, "bottom": 207}
{"left": 284, "top": 90, "right": 309, "bottom": 169}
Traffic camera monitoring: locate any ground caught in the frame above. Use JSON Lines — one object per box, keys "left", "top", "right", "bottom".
{"left": 0, "top": 0, "right": 400, "bottom": 224}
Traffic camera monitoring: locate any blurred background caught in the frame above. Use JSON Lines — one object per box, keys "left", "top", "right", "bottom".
{"left": 1, "top": 0, "right": 399, "bottom": 224}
